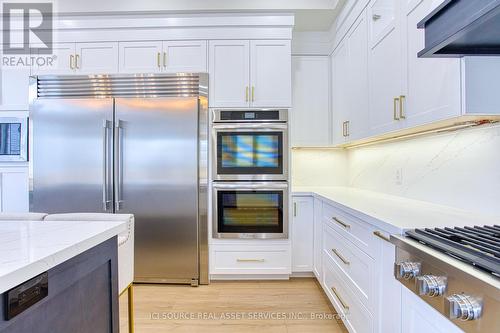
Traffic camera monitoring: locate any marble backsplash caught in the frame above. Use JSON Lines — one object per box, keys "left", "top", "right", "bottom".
{"left": 292, "top": 124, "right": 500, "bottom": 216}
{"left": 291, "top": 148, "right": 348, "bottom": 187}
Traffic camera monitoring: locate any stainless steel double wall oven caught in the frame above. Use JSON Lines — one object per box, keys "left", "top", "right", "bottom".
{"left": 211, "top": 109, "right": 289, "bottom": 239}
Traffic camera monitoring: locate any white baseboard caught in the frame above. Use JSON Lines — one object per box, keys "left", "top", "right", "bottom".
{"left": 210, "top": 274, "right": 290, "bottom": 281}
{"left": 290, "top": 271, "right": 315, "bottom": 278}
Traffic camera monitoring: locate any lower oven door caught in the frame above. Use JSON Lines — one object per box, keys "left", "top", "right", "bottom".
{"left": 212, "top": 182, "right": 289, "bottom": 239}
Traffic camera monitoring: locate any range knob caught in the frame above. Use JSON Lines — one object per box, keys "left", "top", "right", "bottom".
{"left": 395, "top": 262, "right": 421, "bottom": 280}
{"left": 445, "top": 294, "right": 483, "bottom": 321}
{"left": 416, "top": 275, "right": 447, "bottom": 297}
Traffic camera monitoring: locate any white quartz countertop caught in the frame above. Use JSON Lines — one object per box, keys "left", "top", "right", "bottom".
{"left": 0, "top": 220, "right": 126, "bottom": 294}
{"left": 293, "top": 186, "right": 499, "bottom": 234}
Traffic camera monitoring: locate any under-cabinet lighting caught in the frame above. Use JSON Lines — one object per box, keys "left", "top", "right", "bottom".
{"left": 344, "top": 121, "right": 495, "bottom": 149}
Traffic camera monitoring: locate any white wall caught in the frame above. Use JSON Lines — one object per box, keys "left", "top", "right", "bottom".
{"left": 292, "top": 124, "right": 500, "bottom": 216}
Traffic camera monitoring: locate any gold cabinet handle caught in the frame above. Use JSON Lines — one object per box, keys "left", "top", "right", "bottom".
{"left": 345, "top": 120, "right": 350, "bottom": 137}
{"left": 69, "top": 54, "right": 74, "bottom": 70}
{"left": 245, "top": 86, "right": 249, "bottom": 102}
{"left": 332, "top": 249, "right": 350, "bottom": 265}
{"left": 163, "top": 52, "right": 167, "bottom": 68}
{"left": 75, "top": 54, "right": 80, "bottom": 69}
{"left": 332, "top": 217, "right": 351, "bottom": 229}
{"left": 342, "top": 121, "right": 347, "bottom": 137}
{"left": 251, "top": 86, "right": 255, "bottom": 102}
{"left": 373, "top": 231, "right": 391, "bottom": 243}
{"left": 399, "top": 95, "right": 406, "bottom": 119}
{"left": 393, "top": 97, "right": 400, "bottom": 121}
{"left": 237, "top": 259, "right": 265, "bottom": 263}
{"left": 293, "top": 202, "right": 297, "bottom": 217}
{"left": 157, "top": 52, "right": 161, "bottom": 68}
{"left": 331, "top": 287, "right": 349, "bottom": 311}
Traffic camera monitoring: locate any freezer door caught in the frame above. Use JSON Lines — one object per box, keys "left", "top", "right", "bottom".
{"left": 30, "top": 98, "right": 114, "bottom": 213}
{"left": 114, "top": 97, "right": 199, "bottom": 283}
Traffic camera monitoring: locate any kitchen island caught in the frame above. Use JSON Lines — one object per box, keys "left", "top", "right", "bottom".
{"left": 0, "top": 220, "right": 127, "bottom": 333}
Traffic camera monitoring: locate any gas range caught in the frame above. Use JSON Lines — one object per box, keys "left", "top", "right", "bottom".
{"left": 390, "top": 225, "right": 500, "bottom": 333}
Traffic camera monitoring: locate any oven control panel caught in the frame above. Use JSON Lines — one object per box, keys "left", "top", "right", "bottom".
{"left": 4, "top": 272, "right": 48, "bottom": 320}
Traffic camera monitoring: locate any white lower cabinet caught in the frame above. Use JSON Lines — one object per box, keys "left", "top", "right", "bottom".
{"left": 294, "top": 194, "right": 402, "bottom": 333}
{"left": 313, "top": 198, "right": 323, "bottom": 279}
{"left": 0, "top": 167, "right": 29, "bottom": 212}
{"left": 401, "top": 286, "right": 464, "bottom": 333}
{"left": 291, "top": 196, "right": 314, "bottom": 272}
{"left": 210, "top": 244, "right": 291, "bottom": 277}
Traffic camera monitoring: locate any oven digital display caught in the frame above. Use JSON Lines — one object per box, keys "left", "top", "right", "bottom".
{"left": 244, "top": 112, "right": 255, "bottom": 119}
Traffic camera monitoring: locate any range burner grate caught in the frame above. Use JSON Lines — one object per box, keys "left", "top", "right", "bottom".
{"left": 406, "top": 225, "right": 500, "bottom": 276}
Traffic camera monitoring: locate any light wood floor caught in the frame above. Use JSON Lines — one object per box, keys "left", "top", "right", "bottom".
{"left": 119, "top": 278, "right": 348, "bottom": 333}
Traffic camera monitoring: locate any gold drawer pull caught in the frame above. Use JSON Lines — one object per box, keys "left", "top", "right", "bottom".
{"left": 373, "top": 230, "right": 391, "bottom": 243}
{"left": 332, "top": 249, "right": 350, "bottom": 265}
{"left": 332, "top": 217, "right": 350, "bottom": 229}
{"left": 393, "top": 97, "right": 400, "bottom": 121}
{"left": 237, "top": 259, "right": 265, "bottom": 263}
{"left": 331, "top": 287, "right": 349, "bottom": 311}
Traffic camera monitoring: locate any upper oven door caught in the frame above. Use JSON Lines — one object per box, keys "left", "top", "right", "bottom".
{"left": 0, "top": 117, "right": 28, "bottom": 162}
{"left": 212, "top": 123, "right": 288, "bottom": 181}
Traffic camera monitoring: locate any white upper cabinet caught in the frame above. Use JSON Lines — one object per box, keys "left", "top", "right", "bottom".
{"left": 0, "top": 46, "right": 31, "bottom": 110}
{"left": 76, "top": 42, "right": 119, "bottom": 74}
{"left": 209, "top": 40, "right": 250, "bottom": 108}
{"left": 332, "top": 10, "right": 369, "bottom": 145}
{"left": 292, "top": 196, "right": 314, "bottom": 272}
{"left": 162, "top": 41, "right": 207, "bottom": 73}
{"left": 250, "top": 40, "right": 291, "bottom": 108}
{"left": 34, "top": 42, "right": 119, "bottom": 75}
{"left": 368, "top": 0, "right": 403, "bottom": 135}
{"left": 291, "top": 56, "right": 330, "bottom": 147}
{"left": 346, "top": 11, "right": 370, "bottom": 141}
{"left": 332, "top": 40, "right": 350, "bottom": 145}
{"left": 119, "top": 41, "right": 163, "bottom": 73}
{"left": 33, "top": 43, "right": 75, "bottom": 75}
{"left": 0, "top": 168, "right": 29, "bottom": 212}
{"left": 401, "top": 0, "right": 461, "bottom": 127}
{"left": 209, "top": 39, "right": 291, "bottom": 108}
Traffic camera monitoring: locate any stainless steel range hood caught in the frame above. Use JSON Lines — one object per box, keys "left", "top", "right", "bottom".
{"left": 418, "top": 0, "right": 500, "bottom": 58}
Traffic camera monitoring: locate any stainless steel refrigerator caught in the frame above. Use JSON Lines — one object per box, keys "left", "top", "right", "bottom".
{"left": 29, "top": 74, "right": 208, "bottom": 285}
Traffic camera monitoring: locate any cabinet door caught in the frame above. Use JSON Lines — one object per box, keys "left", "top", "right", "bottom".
{"left": 162, "top": 41, "right": 207, "bottom": 73}
{"left": 346, "top": 11, "right": 370, "bottom": 141}
{"left": 331, "top": 41, "right": 350, "bottom": 145}
{"left": 368, "top": 0, "right": 403, "bottom": 135}
{"left": 209, "top": 40, "right": 250, "bottom": 108}
{"left": 33, "top": 43, "right": 75, "bottom": 75}
{"left": 401, "top": 0, "right": 461, "bottom": 127}
{"left": 76, "top": 42, "right": 119, "bottom": 74}
{"left": 0, "top": 46, "right": 32, "bottom": 110}
{"left": 118, "top": 41, "right": 162, "bottom": 74}
{"left": 402, "top": 286, "right": 464, "bottom": 333}
{"left": 0, "top": 168, "right": 29, "bottom": 212}
{"left": 291, "top": 56, "right": 330, "bottom": 147}
{"left": 313, "top": 198, "right": 323, "bottom": 279}
{"left": 250, "top": 40, "right": 291, "bottom": 108}
{"left": 292, "top": 196, "right": 314, "bottom": 272}
{"left": 374, "top": 230, "right": 402, "bottom": 333}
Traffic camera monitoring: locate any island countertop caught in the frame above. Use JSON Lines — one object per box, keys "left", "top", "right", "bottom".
{"left": 0, "top": 220, "right": 127, "bottom": 294}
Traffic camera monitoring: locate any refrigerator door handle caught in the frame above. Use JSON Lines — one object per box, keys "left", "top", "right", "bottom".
{"left": 114, "top": 119, "right": 124, "bottom": 210}
{"left": 102, "top": 120, "right": 112, "bottom": 211}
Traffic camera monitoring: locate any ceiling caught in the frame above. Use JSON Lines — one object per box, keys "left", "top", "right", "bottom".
{"left": 52, "top": 0, "right": 346, "bottom": 31}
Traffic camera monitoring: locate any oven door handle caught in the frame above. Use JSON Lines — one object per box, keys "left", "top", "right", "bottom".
{"left": 212, "top": 123, "right": 288, "bottom": 130}
{"left": 212, "top": 182, "right": 289, "bottom": 190}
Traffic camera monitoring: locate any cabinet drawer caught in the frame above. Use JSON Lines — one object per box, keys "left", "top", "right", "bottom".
{"left": 212, "top": 247, "right": 290, "bottom": 275}
{"left": 323, "top": 202, "right": 376, "bottom": 255}
{"left": 323, "top": 259, "right": 373, "bottom": 333}
{"left": 323, "top": 224, "right": 375, "bottom": 311}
